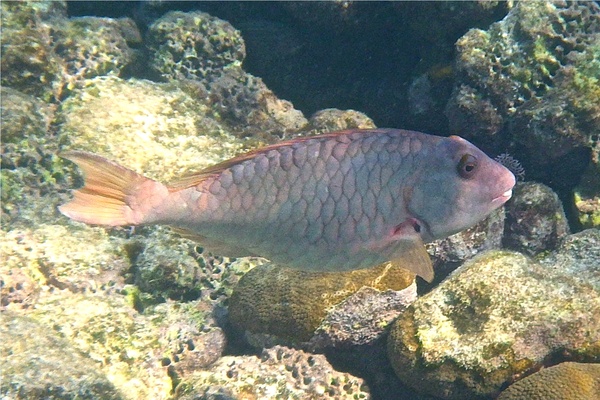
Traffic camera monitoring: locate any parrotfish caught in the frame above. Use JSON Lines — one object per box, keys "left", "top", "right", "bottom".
{"left": 59, "top": 129, "right": 515, "bottom": 282}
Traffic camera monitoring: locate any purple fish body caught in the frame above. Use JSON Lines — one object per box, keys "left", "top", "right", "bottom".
{"left": 59, "top": 129, "right": 515, "bottom": 281}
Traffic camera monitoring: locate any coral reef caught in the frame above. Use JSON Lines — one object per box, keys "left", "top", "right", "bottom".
{"left": 0, "top": 224, "right": 128, "bottom": 301}
{"left": 503, "top": 182, "right": 570, "bottom": 255}
{"left": 23, "top": 290, "right": 224, "bottom": 399}
{"left": 129, "top": 226, "right": 258, "bottom": 304}
{"left": 497, "top": 362, "right": 600, "bottom": 400}
{"left": 1, "top": 312, "right": 122, "bottom": 399}
{"left": 146, "top": 10, "right": 307, "bottom": 139}
{"left": 56, "top": 76, "right": 248, "bottom": 182}
{"left": 52, "top": 16, "right": 142, "bottom": 90}
{"left": 303, "top": 108, "right": 376, "bottom": 137}
{"left": 387, "top": 231, "right": 600, "bottom": 399}
{"left": 147, "top": 11, "right": 246, "bottom": 81}
{"left": 0, "top": 1, "right": 142, "bottom": 102}
{"left": 228, "top": 262, "right": 415, "bottom": 344}
{"left": 175, "top": 346, "right": 370, "bottom": 399}
{"left": 0, "top": 87, "right": 65, "bottom": 226}
{"left": 446, "top": 0, "right": 600, "bottom": 184}
{"left": 0, "top": 1, "right": 67, "bottom": 102}
{"left": 574, "top": 162, "right": 600, "bottom": 229}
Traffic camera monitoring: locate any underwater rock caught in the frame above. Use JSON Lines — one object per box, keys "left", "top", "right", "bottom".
{"left": 310, "top": 284, "right": 417, "bottom": 349}
{"left": 24, "top": 291, "right": 224, "bottom": 400}
{"left": 387, "top": 235, "right": 600, "bottom": 399}
{"left": 146, "top": 10, "right": 307, "bottom": 139}
{"left": 228, "top": 262, "right": 415, "bottom": 345}
{"left": 52, "top": 16, "right": 142, "bottom": 91}
{"left": 574, "top": 162, "right": 600, "bottom": 229}
{"left": 56, "top": 76, "right": 249, "bottom": 182}
{"left": 175, "top": 345, "right": 370, "bottom": 399}
{"left": 503, "top": 182, "right": 570, "bottom": 256}
{"left": 446, "top": 0, "right": 600, "bottom": 183}
{"left": 303, "top": 108, "right": 376, "bottom": 136}
{"left": 129, "top": 226, "right": 258, "bottom": 305}
{"left": 0, "top": 1, "right": 68, "bottom": 102}
{"left": 497, "top": 362, "right": 600, "bottom": 400}
{"left": 1, "top": 2, "right": 142, "bottom": 102}
{"left": 0, "top": 224, "right": 129, "bottom": 303}
{"left": 538, "top": 229, "right": 600, "bottom": 289}
{"left": 147, "top": 11, "right": 246, "bottom": 82}
{"left": 1, "top": 312, "right": 122, "bottom": 400}
{"left": 0, "top": 266, "right": 38, "bottom": 310}
{"left": 0, "top": 87, "right": 60, "bottom": 226}
{"left": 426, "top": 207, "right": 505, "bottom": 281}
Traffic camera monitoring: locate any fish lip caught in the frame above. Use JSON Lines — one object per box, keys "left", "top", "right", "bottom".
{"left": 491, "top": 188, "right": 513, "bottom": 205}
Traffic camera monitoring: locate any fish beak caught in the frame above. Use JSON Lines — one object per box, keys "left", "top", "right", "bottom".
{"left": 491, "top": 188, "right": 513, "bottom": 207}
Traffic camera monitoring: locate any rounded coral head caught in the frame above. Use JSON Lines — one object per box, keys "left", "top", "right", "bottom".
{"left": 407, "top": 135, "right": 516, "bottom": 242}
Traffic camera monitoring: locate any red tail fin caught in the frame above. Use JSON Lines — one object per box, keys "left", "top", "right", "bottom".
{"left": 59, "top": 151, "right": 169, "bottom": 226}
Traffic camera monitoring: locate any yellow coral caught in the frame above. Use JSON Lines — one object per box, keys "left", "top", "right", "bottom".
{"left": 228, "top": 262, "right": 414, "bottom": 342}
{"left": 497, "top": 362, "right": 600, "bottom": 400}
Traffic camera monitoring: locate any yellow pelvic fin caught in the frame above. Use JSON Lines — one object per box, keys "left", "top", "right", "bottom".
{"left": 390, "top": 238, "right": 434, "bottom": 283}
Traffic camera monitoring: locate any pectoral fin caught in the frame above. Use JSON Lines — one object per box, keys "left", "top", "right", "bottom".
{"left": 390, "top": 237, "right": 434, "bottom": 283}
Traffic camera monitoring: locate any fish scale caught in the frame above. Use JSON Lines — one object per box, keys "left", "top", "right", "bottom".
{"left": 59, "top": 129, "right": 516, "bottom": 281}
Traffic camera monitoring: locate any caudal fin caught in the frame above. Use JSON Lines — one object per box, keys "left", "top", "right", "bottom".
{"left": 59, "top": 151, "right": 169, "bottom": 226}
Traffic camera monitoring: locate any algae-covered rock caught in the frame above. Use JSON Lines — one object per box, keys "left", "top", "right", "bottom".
{"left": 175, "top": 345, "right": 370, "bottom": 399}
{"left": 146, "top": 10, "right": 307, "bottom": 138}
{"left": 503, "top": 182, "right": 570, "bottom": 255}
{"left": 0, "top": 1, "right": 67, "bottom": 101}
{"left": 56, "top": 76, "right": 248, "bottom": 182}
{"left": 426, "top": 207, "right": 505, "bottom": 281}
{"left": 0, "top": 87, "right": 64, "bottom": 226}
{"left": 575, "top": 162, "right": 600, "bottom": 229}
{"left": 387, "top": 231, "right": 600, "bottom": 399}
{"left": 23, "top": 291, "right": 224, "bottom": 400}
{"left": 0, "top": 224, "right": 129, "bottom": 304}
{"left": 1, "top": 312, "right": 122, "bottom": 400}
{"left": 52, "top": 16, "right": 142, "bottom": 90}
{"left": 497, "top": 362, "right": 600, "bottom": 400}
{"left": 538, "top": 229, "right": 600, "bottom": 289}
{"left": 147, "top": 11, "right": 246, "bottom": 81}
{"left": 129, "top": 226, "right": 258, "bottom": 305}
{"left": 228, "top": 262, "right": 415, "bottom": 344}
{"left": 446, "top": 0, "right": 600, "bottom": 182}
{"left": 303, "top": 108, "right": 376, "bottom": 136}
{"left": 1, "top": 2, "right": 142, "bottom": 102}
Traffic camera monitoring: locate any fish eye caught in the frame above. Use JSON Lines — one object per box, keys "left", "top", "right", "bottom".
{"left": 457, "top": 154, "right": 477, "bottom": 178}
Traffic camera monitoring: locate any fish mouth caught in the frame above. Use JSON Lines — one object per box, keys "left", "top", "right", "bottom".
{"left": 492, "top": 189, "right": 513, "bottom": 205}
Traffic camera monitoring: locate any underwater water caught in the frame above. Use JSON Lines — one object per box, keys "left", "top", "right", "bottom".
{"left": 2, "top": 1, "right": 599, "bottom": 400}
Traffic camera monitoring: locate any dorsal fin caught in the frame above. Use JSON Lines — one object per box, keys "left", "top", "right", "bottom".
{"left": 167, "top": 129, "right": 390, "bottom": 190}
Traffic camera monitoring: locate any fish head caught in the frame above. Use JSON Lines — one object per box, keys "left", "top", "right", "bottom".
{"left": 407, "top": 135, "right": 516, "bottom": 242}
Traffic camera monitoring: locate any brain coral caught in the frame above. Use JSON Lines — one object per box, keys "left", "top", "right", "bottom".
{"left": 497, "top": 362, "right": 600, "bottom": 400}
{"left": 228, "top": 262, "right": 414, "bottom": 342}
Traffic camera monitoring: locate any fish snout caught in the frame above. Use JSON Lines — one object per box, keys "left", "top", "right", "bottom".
{"left": 491, "top": 169, "right": 516, "bottom": 207}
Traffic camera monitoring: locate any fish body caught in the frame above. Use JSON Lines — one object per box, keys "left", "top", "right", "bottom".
{"left": 59, "top": 129, "right": 515, "bottom": 281}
